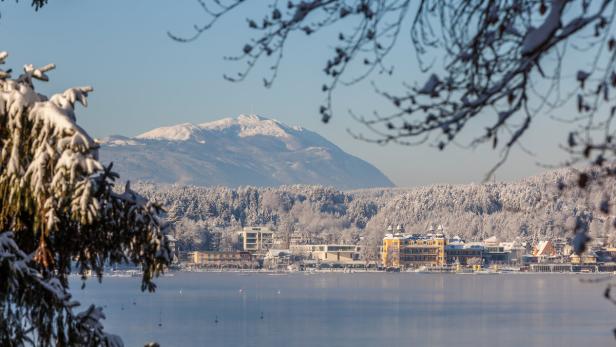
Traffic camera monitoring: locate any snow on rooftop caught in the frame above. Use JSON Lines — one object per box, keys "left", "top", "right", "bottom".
{"left": 535, "top": 240, "right": 554, "bottom": 256}
{"left": 484, "top": 236, "right": 499, "bottom": 244}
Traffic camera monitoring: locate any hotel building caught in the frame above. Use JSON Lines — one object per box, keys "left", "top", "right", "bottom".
{"left": 382, "top": 227, "right": 446, "bottom": 268}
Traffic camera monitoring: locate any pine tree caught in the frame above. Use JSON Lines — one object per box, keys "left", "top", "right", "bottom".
{"left": 0, "top": 52, "right": 170, "bottom": 347}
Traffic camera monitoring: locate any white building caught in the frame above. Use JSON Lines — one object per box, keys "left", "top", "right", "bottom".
{"left": 237, "top": 226, "right": 274, "bottom": 254}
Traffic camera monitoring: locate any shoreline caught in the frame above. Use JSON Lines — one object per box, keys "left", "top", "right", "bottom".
{"left": 90, "top": 268, "right": 615, "bottom": 277}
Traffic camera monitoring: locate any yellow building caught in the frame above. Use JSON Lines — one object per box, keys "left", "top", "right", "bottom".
{"left": 382, "top": 233, "right": 446, "bottom": 268}
{"left": 570, "top": 253, "right": 597, "bottom": 265}
{"left": 382, "top": 236, "right": 401, "bottom": 268}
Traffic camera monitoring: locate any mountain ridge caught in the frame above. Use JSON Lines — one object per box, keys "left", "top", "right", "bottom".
{"left": 99, "top": 114, "right": 394, "bottom": 189}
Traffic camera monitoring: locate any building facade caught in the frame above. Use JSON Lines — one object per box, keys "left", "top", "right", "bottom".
{"left": 445, "top": 244, "right": 483, "bottom": 265}
{"left": 382, "top": 233, "right": 446, "bottom": 268}
{"left": 290, "top": 244, "right": 361, "bottom": 264}
{"left": 238, "top": 227, "right": 274, "bottom": 254}
{"left": 190, "top": 251, "right": 254, "bottom": 266}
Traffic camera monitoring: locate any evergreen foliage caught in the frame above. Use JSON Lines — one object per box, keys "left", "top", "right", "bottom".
{"left": 0, "top": 52, "right": 170, "bottom": 347}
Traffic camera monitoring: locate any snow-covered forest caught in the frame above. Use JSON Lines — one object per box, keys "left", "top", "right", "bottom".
{"left": 135, "top": 168, "right": 615, "bottom": 254}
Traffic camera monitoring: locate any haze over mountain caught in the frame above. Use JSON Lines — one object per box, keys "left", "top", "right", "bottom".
{"left": 99, "top": 115, "right": 394, "bottom": 189}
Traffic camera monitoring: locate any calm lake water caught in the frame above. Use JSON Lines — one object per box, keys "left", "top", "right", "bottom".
{"left": 71, "top": 272, "right": 616, "bottom": 347}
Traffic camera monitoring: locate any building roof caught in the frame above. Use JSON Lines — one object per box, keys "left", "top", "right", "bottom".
{"left": 384, "top": 233, "right": 445, "bottom": 241}
{"left": 241, "top": 226, "right": 273, "bottom": 233}
{"left": 535, "top": 240, "right": 554, "bottom": 256}
{"left": 484, "top": 236, "right": 499, "bottom": 244}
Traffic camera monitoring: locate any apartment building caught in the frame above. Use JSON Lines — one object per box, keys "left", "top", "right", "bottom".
{"left": 237, "top": 226, "right": 274, "bottom": 254}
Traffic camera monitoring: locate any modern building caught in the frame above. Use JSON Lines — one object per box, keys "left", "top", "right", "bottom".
{"left": 263, "top": 249, "right": 294, "bottom": 269}
{"left": 237, "top": 227, "right": 274, "bottom": 254}
{"left": 482, "top": 236, "right": 509, "bottom": 263}
{"left": 500, "top": 241, "right": 526, "bottom": 264}
{"left": 445, "top": 243, "right": 483, "bottom": 265}
{"left": 189, "top": 251, "right": 254, "bottom": 266}
{"left": 595, "top": 247, "right": 616, "bottom": 262}
{"left": 290, "top": 244, "right": 361, "bottom": 264}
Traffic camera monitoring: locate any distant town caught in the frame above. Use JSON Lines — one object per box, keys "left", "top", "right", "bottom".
{"left": 163, "top": 225, "right": 616, "bottom": 274}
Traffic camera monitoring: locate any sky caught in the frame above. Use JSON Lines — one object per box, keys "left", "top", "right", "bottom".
{"left": 0, "top": 0, "right": 576, "bottom": 187}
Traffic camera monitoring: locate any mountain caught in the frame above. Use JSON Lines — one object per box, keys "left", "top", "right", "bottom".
{"left": 99, "top": 114, "right": 394, "bottom": 189}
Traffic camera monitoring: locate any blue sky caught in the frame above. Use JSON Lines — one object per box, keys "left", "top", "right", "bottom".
{"left": 0, "top": 0, "right": 573, "bottom": 187}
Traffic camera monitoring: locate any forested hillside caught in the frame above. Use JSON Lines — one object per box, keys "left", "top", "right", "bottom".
{"left": 133, "top": 168, "right": 615, "bottom": 253}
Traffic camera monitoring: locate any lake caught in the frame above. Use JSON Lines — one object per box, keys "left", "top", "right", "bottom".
{"left": 71, "top": 272, "right": 616, "bottom": 347}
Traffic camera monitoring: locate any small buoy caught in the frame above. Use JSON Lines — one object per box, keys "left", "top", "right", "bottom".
{"left": 260, "top": 312, "right": 264, "bottom": 320}
{"left": 214, "top": 315, "right": 219, "bottom": 324}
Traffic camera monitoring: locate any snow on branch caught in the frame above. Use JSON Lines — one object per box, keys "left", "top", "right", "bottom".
{"left": 0, "top": 232, "right": 123, "bottom": 347}
{"left": 0, "top": 52, "right": 169, "bottom": 346}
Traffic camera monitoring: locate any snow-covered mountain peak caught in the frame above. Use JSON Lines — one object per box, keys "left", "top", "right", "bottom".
{"left": 98, "top": 135, "right": 141, "bottom": 147}
{"left": 134, "top": 115, "right": 297, "bottom": 143}
{"left": 99, "top": 115, "right": 394, "bottom": 189}
{"left": 199, "top": 114, "right": 292, "bottom": 139}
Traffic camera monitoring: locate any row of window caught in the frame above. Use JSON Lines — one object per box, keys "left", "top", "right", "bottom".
{"left": 446, "top": 250, "right": 482, "bottom": 256}
{"left": 401, "top": 241, "right": 443, "bottom": 246}
{"left": 400, "top": 248, "right": 441, "bottom": 254}
{"left": 400, "top": 255, "right": 440, "bottom": 262}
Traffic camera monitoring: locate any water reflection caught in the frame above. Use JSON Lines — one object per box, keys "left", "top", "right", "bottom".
{"left": 72, "top": 273, "right": 614, "bottom": 347}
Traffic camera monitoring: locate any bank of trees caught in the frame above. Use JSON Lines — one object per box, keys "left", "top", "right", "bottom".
{"left": 135, "top": 167, "right": 613, "bottom": 257}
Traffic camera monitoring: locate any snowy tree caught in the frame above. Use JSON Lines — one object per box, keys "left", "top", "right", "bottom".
{"left": 359, "top": 224, "right": 383, "bottom": 266}
{"left": 131, "top": 167, "right": 610, "bottom": 252}
{"left": 173, "top": 218, "right": 210, "bottom": 251}
{"left": 0, "top": 53, "right": 170, "bottom": 346}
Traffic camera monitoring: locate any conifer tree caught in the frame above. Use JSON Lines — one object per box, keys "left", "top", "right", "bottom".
{"left": 0, "top": 52, "right": 170, "bottom": 347}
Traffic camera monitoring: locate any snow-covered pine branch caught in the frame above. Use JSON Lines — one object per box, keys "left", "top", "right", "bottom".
{"left": 0, "top": 52, "right": 170, "bottom": 346}
{"left": 0, "top": 232, "right": 123, "bottom": 347}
